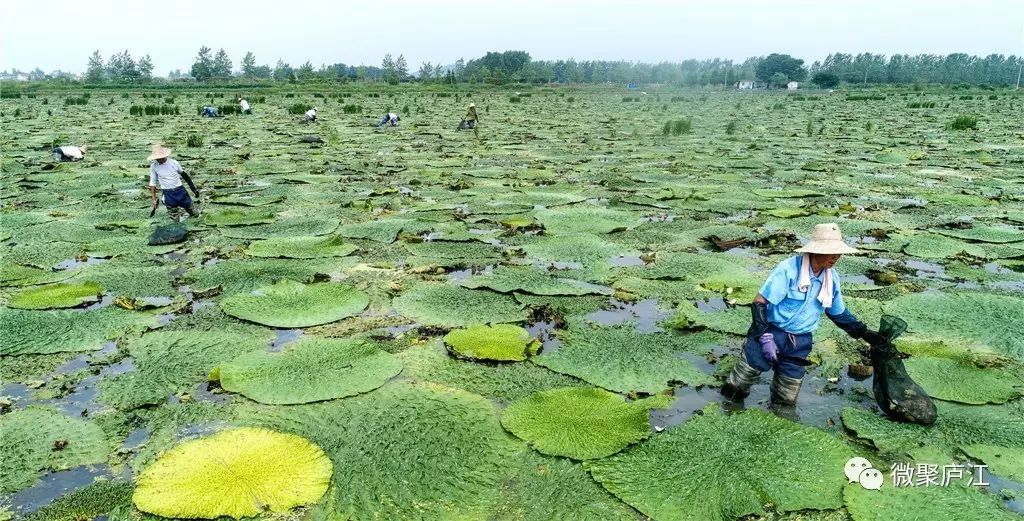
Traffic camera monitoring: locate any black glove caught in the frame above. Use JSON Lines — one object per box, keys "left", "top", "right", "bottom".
{"left": 750, "top": 301, "right": 772, "bottom": 337}
{"left": 858, "top": 329, "right": 889, "bottom": 348}
{"left": 180, "top": 171, "right": 200, "bottom": 199}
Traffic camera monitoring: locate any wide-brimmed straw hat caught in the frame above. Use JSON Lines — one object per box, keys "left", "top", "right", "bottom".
{"left": 794, "top": 223, "right": 860, "bottom": 255}
{"left": 147, "top": 145, "right": 172, "bottom": 161}
{"left": 469, "top": 103, "right": 475, "bottom": 108}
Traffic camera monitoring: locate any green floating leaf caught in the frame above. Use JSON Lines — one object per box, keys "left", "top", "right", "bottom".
{"left": 23, "top": 480, "right": 133, "bottom": 521}
{"left": 764, "top": 207, "right": 811, "bottom": 218}
{"left": 444, "top": 324, "right": 539, "bottom": 362}
{"left": 203, "top": 208, "right": 276, "bottom": 227}
{"left": 337, "top": 218, "right": 419, "bottom": 243}
{"left": 396, "top": 341, "right": 586, "bottom": 403}
{"left": 902, "top": 233, "right": 986, "bottom": 259}
{"left": 0, "top": 263, "right": 76, "bottom": 287}
{"left": 933, "top": 225, "right": 1024, "bottom": 244}
{"left": 99, "top": 329, "right": 270, "bottom": 409}
{"left": 884, "top": 292, "right": 1024, "bottom": 359}
{"left": 133, "top": 427, "right": 332, "bottom": 519}
{"left": 841, "top": 403, "right": 1024, "bottom": 457}
{"left": 904, "top": 356, "right": 1023, "bottom": 404}
{"left": 537, "top": 205, "right": 643, "bottom": 234}
{"left": 221, "top": 216, "right": 339, "bottom": 239}
{"left": 404, "top": 240, "right": 501, "bottom": 260}
{"left": 219, "top": 336, "right": 402, "bottom": 404}
{"left": 843, "top": 481, "right": 1019, "bottom": 521}
{"left": 585, "top": 408, "right": 853, "bottom": 521}
{"left": 665, "top": 301, "right": 751, "bottom": 336}
{"left": 502, "top": 387, "right": 670, "bottom": 460}
{"left": 752, "top": 188, "right": 823, "bottom": 198}
{"left": 961, "top": 444, "right": 1024, "bottom": 482}
{"left": 0, "top": 308, "right": 157, "bottom": 356}
{"left": 220, "top": 280, "right": 369, "bottom": 328}
{"left": 0, "top": 407, "right": 107, "bottom": 493}
{"left": 494, "top": 450, "right": 640, "bottom": 521}
{"left": 84, "top": 236, "right": 179, "bottom": 258}
{"left": 8, "top": 280, "right": 103, "bottom": 309}
{"left": 459, "top": 266, "right": 612, "bottom": 296}
{"left": 245, "top": 382, "right": 519, "bottom": 520}
{"left": 521, "top": 233, "right": 623, "bottom": 267}
{"left": 533, "top": 326, "right": 715, "bottom": 394}
{"left": 392, "top": 283, "right": 528, "bottom": 327}
{"left": 245, "top": 234, "right": 359, "bottom": 259}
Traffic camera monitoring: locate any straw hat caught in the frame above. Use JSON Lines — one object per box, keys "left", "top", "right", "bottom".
{"left": 795, "top": 223, "right": 860, "bottom": 255}
{"left": 147, "top": 145, "right": 172, "bottom": 161}
{"left": 469, "top": 103, "right": 475, "bottom": 108}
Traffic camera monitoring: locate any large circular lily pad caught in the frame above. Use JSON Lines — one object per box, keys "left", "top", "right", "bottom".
{"left": 444, "top": 324, "right": 539, "bottom": 362}
{"left": 219, "top": 337, "right": 402, "bottom": 404}
{"left": 585, "top": 407, "right": 853, "bottom": 520}
{"left": 0, "top": 407, "right": 108, "bottom": 493}
{"left": 884, "top": 292, "right": 1024, "bottom": 359}
{"left": 133, "top": 427, "right": 332, "bottom": 519}
{"left": 392, "top": 283, "right": 528, "bottom": 327}
{"left": 245, "top": 234, "right": 358, "bottom": 259}
{"left": 220, "top": 280, "right": 369, "bottom": 328}
{"left": 501, "top": 387, "right": 670, "bottom": 460}
{"left": 8, "top": 280, "right": 103, "bottom": 309}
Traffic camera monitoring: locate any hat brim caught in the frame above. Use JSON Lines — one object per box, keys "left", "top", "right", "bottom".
{"left": 795, "top": 240, "right": 860, "bottom": 255}
{"left": 147, "top": 149, "right": 171, "bottom": 161}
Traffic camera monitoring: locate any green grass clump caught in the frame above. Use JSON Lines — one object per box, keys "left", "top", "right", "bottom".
{"left": 907, "top": 101, "right": 937, "bottom": 108}
{"left": 662, "top": 117, "right": 693, "bottom": 136}
{"left": 64, "top": 96, "right": 88, "bottom": 105}
{"left": 287, "top": 103, "right": 310, "bottom": 115}
{"left": 342, "top": 104, "right": 361, "bottom": 114}
{"left": 846, "top": 94, "right": 886, "bottom": 101}
{"left": 186, "top": 133, "right": 204, "bottom": 148}
{"left": 948, "top": 115, "right": 978, "bottom": 130}
{"left": 509, "top": 96, "right": 522, "bottom": 103}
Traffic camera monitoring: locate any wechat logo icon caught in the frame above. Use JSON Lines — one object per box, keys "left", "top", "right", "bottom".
{"left": 845, "top": 457, "right": 883, "bottom": 490}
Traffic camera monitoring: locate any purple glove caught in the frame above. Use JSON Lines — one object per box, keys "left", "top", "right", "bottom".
{"left": 759, "top": 333, "right": 778, "bottom": 364}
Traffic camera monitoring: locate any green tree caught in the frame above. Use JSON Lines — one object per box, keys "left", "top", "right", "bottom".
{"left": 770, "top": 72, "right": 788, "bottom": 88}
{"left": 395, "top": 54, "right": 409, "bottom": 81}
{"left": 297, "top": 61, "right": 315, "bottom": 79}
{"left": 138, "top": 54, "right": 154, "bottom": 81}
{"left": 273, "top": 59, "right": 293, "bottom": 81}
{"left": 212, "top": 48, "right": 232, "bottom": 78}
{"left": 755, "top": 53, "right": 806, "bottom": 85}
{"left": 191, "top": 46, "right": 214, "bottom": 81}
{"left": 811, "top": 71, "right": 839, "bottom": 88}
{"left": 241, "top": 51, "right": 257, "bottom": 77}
{"left": 382, "top": 53, "right": 397, "bottom": 84}
{"left": 85, "top": 50, "right": 105, "bottom": 82}
{"left": 418, "top": 61, "right": 434, "bottom": 81}
{"left": 107, "top": 51, "right": 138, "bottom": 82}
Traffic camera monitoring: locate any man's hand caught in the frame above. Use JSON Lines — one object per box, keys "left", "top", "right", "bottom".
{"left": 759, "top": 333, "right": 778, "bottom": 364}
{"left": 859, "top": 329, "right": 888, "bottom": 348}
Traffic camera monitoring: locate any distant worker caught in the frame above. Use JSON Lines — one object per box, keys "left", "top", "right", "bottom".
{"left": 147, "top": 145, "right": 201, "bottom": 220}
{"left": 52, "top": 145, "right": 87, "bottom": 162}
{"left": 201, "top": 106, "right": 219, "bottom": 117}
{"left": 460, "top": 103, "right": 479, "bottom": 129}
{"left": 304, "top": 107, "right": 318, "bottom": 123}
{"left": 377, "top": 112, "right": 400, "bottom": 127}
{"left": 238, "top": 97, "right": 252, "bottom": 115}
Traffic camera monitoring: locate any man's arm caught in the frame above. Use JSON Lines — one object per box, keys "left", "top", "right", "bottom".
{"left": 180, "top": 170, "right": 200, "bottom": 199}
{"left": 149, "top": 185, "right": 158, "bottom": 203}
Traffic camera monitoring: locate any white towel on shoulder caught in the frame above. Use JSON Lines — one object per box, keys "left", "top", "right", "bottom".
{"left": 797, "top": 253, "right": 833, "bottom": 308}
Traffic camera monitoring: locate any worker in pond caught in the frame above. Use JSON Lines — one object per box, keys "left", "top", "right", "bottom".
{"left": 201, "top": 106, "right": 219, "bottom": 117}
{"left": 459, "top": 102, "right": 479, "bottom": 129}
{"left": 303, "top": 107, "right": 318, "bottom": 123}
{"left": 52, "top": 144, "right": 87, "bottom": 162}
{"left": 377, "top": 111, "right": 400, "bottom": 127}
{"left": 147, "top": 145, "right": 201, "bottom": 220}
{"left": 721, "top": 223, "right": 886, "bottom": 408}
{"left": 238, "top": 97, "right": 252, "bottom": 114}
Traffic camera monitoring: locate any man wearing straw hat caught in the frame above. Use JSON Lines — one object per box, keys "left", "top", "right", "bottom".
{"left": 721, "top": 223, "right": 886, "bottom": 407}
{"left": 461, "top": 102, "right": 479, "bottom": 129}
{"left": 147, "top": 145, "right": 200, "bottom": 220}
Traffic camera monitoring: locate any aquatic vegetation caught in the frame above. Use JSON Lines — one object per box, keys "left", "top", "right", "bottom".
{"left": 843, "top": 481, "right": 1019, "bottom": 521}
{"left": 22, "top": 480, "right": 133, "bottom": 521}
{"left": 444, "top": 324, "right": 539, "bottom": 361}
{"left": 245, "top": 234, "right": 359, "bottom": 258}
{"left": 220, "top": 280, "right": 369, "bottom": 328}
{"left": 133, "top": 427, "right": 332, "bottom": 518}
{"left": 884, "top": 292, "right": 1024, "bottom": 359}
{"left": 0, "top": 308, "right": 157, "bottom": 355}
{"left": 0, "top": 407, "right": 108, "bottom": 493}
{"left": 502, "top": 387, "right": 670, "bottom": 460}
{"left": 533, "top": 326, "right": 715, "bottom": 393}
{"left": 7, "top": 281, "right": 103, "bottom": 309}
{"left": 392, "top": 283, "right": 528, "bottom": 327}
{"left": 218, "top": 336, "right": 402, "bottom": 404}
{"left": 586, "top": 407, "right": 853, "bottom": 520}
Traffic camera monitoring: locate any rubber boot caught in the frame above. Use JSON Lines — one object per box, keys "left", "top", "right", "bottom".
{"left": 770, "top": 372, "right": 804, "bottom": 407}
{"left": 721, "top": 354, "right": 761, "bottom": 400}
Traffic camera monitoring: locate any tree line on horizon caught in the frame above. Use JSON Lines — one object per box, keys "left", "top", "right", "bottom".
{"left": 32, "top": 48, "right": 1024, "bottom": 88}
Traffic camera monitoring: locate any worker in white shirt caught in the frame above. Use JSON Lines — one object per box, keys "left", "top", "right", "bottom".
{"left": 377, "top": 112, "right": 400, "bottom": 127}
{"left": 147, "top": 145, "right": 200, "bottom": 219}
{"left": 238, "top": 97, "right": 252, "bottom": 114}
{"left": 303, "top": 107, "right": 317, "bottom": 123}
{"left": 53, "top": 145, "right": 87, "bottom": 162}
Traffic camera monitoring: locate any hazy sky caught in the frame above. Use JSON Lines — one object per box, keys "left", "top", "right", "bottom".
{"left": 3, "top": 1, "right": 1022, "bottom": 73}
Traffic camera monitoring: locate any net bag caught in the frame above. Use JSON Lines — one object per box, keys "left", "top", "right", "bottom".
{"left": 148, "top": 223, "right": 188, "bottom": 246}
{"left": 870, "top": 314, "right": 937, "bottom": 425}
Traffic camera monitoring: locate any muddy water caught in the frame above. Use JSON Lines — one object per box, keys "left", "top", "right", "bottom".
{"left": 585, "top": 298, "right": 671, "bottom": 333}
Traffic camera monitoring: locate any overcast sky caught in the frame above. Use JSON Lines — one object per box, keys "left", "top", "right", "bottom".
{"left": 3, "top": 1, "right": 1022, "bottom": 73}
